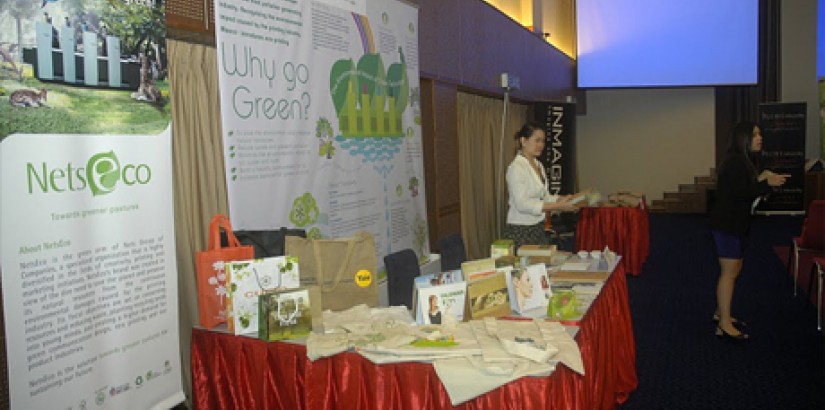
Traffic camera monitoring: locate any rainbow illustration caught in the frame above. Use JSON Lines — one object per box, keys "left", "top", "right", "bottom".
{"left": 351, "top": 13, "right": 376, "bottom": 54}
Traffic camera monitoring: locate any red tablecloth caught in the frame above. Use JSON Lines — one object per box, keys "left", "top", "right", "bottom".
{"left": 191, "top": 265, "right": 637, "bottom": 410}
{"left": 576, "top": 207, "right": 650, "bottom": 275}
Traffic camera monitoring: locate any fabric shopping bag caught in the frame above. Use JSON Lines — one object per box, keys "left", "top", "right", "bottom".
{"left": 285, "top": 231, "right": 378, "bottom": 311}
{"left": 225, "top": 256, "right": 301, "bottom": 335}
{"left": 220, "top": 227, "right": 307, "bottom": 258}
{"left": 195, "top": 214, "right": 255, "bottom": 329}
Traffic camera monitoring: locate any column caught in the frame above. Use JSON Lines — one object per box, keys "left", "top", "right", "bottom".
{"left": 83, "top": 31, "right": 98, "bottom": 86}
{"left": 35, "top": 22, "right": 54, "bottom": 80}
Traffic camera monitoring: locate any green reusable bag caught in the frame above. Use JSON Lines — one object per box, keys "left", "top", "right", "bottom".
{"left": 547, "top": 290, "right": 579, "bottom": 320}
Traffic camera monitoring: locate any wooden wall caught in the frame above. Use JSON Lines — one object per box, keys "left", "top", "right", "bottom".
{"left": 165, "top": 0, "right": 576, "bottom": 250}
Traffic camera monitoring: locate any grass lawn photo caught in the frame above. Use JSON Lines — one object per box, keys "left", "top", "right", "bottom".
{"left": 1, "top": 75, "right": 170, "bottom": 140}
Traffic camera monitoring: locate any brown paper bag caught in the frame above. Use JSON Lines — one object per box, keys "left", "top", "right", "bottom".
{"left": 285, "top": 231, "right": 378, "bottom": 311}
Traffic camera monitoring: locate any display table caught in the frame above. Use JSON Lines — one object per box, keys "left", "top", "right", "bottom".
{"left": 191, "top": 265, "right": 637, "bottom": 409}
{"left": 576, "top": 207, "right": 650, "bottom": 275}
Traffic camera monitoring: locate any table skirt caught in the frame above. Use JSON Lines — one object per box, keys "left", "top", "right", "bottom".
{"left": 191, "top": 266, "right": 637, "bottom": 409}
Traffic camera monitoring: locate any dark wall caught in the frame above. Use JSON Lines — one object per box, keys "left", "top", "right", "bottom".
{"left": 412, "top": 0, "right": 575, "bottom": 101}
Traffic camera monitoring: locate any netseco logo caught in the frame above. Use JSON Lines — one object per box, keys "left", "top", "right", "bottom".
{"left": 26, "top": 151, "right": 151, "bottom": 195}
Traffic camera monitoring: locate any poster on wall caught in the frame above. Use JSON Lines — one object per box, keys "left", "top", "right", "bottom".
{"left": 214, "top": 0, "right": 428, "bottom": 280}
{"left": 0, "top": 1, "right": 182, "bottom": 408}
{"left": 0, "top": 131, "right": 184, "bottom": 409}
{"left": 757, "top": 102, "right": 807, "bottom": 214}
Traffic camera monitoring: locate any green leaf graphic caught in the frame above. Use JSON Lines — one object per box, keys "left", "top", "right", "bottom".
{"left": 86, "top": 151, "right": 121, "bottom": 196}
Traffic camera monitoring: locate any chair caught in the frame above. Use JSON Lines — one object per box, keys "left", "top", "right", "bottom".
{"left": 383, "top": 248, "right": 421, "bottom": 309}
{"left": 789, "top": 200, "right": 825, "bottom": 296}
{"left": 811, "top": 257, "right": 825, "bottom": 331}
{"left": 438, "top": 233, "right": 466, "bottom": 272}
{"left": 549, "top": 213, "right": 577, "bottom": 252}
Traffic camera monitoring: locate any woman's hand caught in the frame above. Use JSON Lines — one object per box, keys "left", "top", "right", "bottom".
{"left": 543, "top": 196, "right": 579, "bottom": 213}
{"left": 759, "top": 170, "right": 790, "bottom": 187}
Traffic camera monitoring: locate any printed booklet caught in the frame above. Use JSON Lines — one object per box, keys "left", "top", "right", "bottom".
{"left": 412, "top": 270, "right": 467, "bottom": 325}
{"left": 505, "top": 263, "right": 551, "bottom": 315}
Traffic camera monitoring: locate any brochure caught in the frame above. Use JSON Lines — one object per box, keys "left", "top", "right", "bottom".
{"left": 466, "top": 271, "right": 511, "bottom": 320}
{"left": 461, "top": 258, "right": 497, "bottom": 281}
{"left": 505, "top": 264, "right": 551, "bottom": 315}
{"left": 411, "top": 270, "right": 467, "bottom": 324}
{"left": 415, "top": 282, "right": 468, "bottom": 325}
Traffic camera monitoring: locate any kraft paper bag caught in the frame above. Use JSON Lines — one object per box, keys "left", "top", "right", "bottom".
{"left": 285, "top": 231, "right": 378, "bottom": 312}
{"left": 195, "top": 214, "right": 254, "bottom": 329}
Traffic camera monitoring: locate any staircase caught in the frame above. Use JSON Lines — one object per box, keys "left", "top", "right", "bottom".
{"left": 648, "top": 169, "right": 716, "bottom": 214}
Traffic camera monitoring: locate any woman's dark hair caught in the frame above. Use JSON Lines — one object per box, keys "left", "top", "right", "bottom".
{"left": 727, "top": 121, "right": 759, "bottom": 173}
{"left": 514, "top": 123, "right": 544, "bottom": 152}
{"left": 728, "top": 121, "right": 757, "bottom": 155}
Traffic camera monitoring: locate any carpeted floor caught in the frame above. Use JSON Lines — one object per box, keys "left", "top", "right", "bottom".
{"left": 618, "top": 214, "right": 824, "bottom": 409}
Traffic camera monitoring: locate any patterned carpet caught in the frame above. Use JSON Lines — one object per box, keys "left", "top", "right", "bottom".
{"left": 618, "top": 214, "right": 824, "bottom": 409}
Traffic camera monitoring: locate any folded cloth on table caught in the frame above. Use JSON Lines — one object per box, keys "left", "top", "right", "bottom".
{"left": 306, "top": 332, "right": 349, "bottom": 361}
{"left": 489, "top": 318, "right": 559, "bottom": 363}
{"left": 356, "top": 322, "right": 481, "bottom": 363}
{"left": 435, "top": 318, "right": 582, "bottom": 405}
{"left": 307, "top": 305, "right": 584, "bottom": 405}
{"left": 433, "top": 356, "right": 554, "bottom": 406}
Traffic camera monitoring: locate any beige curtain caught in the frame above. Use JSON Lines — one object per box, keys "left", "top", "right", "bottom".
{"left": 167, "top": 39, "right": 228, "bottom": 405}
{"left": 457, "top": 92, "right": 528, "bottom": 260}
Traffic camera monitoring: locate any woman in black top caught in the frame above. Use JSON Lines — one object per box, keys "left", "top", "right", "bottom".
{"left": 709, "top": 121, "right": 788, "bottom": 341}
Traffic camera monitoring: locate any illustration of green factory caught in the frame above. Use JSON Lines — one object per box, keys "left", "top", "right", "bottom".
{"left": 329, "top": 48, "right": 409, "bottom": 138}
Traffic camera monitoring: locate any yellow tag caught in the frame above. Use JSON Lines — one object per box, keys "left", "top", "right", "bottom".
{"left": 355, "top": 269, "right": 372, "bottom": 288}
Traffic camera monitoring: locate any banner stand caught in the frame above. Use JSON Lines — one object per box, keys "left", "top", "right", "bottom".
{"left": 755, "top": 102, "right": 807, "bottom": 215}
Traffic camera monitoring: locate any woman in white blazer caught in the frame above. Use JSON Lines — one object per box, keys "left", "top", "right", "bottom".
{"left": 504, "top": 123, "right": 578, "bottom": 250}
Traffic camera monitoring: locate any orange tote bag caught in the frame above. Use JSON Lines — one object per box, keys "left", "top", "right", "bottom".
{"left": 195, "top": 214, "right": 255, "bottom": 329}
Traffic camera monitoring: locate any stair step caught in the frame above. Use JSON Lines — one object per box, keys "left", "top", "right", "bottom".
{"left": 665, "top": 191, "right": 702, "bottom": 201}
{"left": 695, "top": 176, "right": 715, "bottom": 184}
{"left": 663, "top": 191, "right": 691, "bottom": 200}
{"left": 647, "top": 205, "right": 668, "bottom": 213}
{"left": 652, "top": 198, "right": 681, "bottom": 205}
{"left": 679, "top": 184, "right": 700, "bottom": 193}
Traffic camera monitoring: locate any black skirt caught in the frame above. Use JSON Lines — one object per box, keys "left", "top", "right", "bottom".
{"left": 504, "top": 221, "right": 549, "bottom": 251}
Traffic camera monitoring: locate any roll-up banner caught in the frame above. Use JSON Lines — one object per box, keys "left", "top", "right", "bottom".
{"left": 535, "top": 102, "right": 577, "bottom": 196}
{"left": 1, "top": 1, "right": 181, "bottom": 408}
{"left": 214, "top": 0, "right": 428, "bottom": 279}
{"left": 534, "top": 102, "right": 577, "bottom": 232}
{"left": 1, "top": 131, "right": 184, "bottom": 410}
{"left": 757, "top": 102, "right": 807, "bottom": 214}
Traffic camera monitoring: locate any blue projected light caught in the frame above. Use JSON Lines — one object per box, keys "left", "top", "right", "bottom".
{"left": 577, "top": 0, "right": 759, "bottom": 88}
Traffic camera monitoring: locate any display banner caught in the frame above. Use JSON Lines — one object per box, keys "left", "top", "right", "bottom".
{"left": 215, "top": 0, "right": 429, "bottom": 277}
{"left": 757, "top": 102, "right": 807, "bottom": 213}
{"left": 820, "top": 78, "right": 825, "bottom": 159}
{"left": 535, "top": 102, "right": 577, "bottom": 196}
{"left": 0, "top": 130, "right": 184, "bottom": 409}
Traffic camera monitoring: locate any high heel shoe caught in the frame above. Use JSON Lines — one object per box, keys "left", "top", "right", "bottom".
{"left": 715, "top": 326, "right": 749, "bottom": 342}
{"left": 712, "top": 313, "right": 747, "bottom": 327}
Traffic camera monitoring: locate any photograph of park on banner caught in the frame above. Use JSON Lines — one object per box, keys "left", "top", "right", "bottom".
{"left": 0, "top": 0, "right": 169, "bottom": 139}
